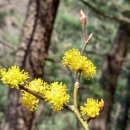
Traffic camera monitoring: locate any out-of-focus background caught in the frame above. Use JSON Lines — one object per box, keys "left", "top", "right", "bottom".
{"left": 0, "top": 0, "right": 130, "bottom": 130}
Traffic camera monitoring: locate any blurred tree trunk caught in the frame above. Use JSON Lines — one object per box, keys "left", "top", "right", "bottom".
{"left": 90, "top": 22, "right": 130, "bottom": 130}
{"left": 1, "top": 0, "right": 59, "bottom": 130}
{"left": 118, "top": 68, "right": 130, "bottom": 130}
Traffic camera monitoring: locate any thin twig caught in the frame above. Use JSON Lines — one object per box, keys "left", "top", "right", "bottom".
{"left": 79, "top": 0, "right": 130, "bottom": 25}
{"left": 19, "top": 85, "right": 44, "bottom": 101}
{"left": 81, "top": 33, "right": 93, "bottom": 55}
{"left": 19, "top": 85, "right": 89, "bottom": 130}
{"left": 73, "top": 11, "right": 93, "bottom": 130}
{"left": 68, "top": 105, "right": 89, "bottom": 130}
{"left": 85, "top": 50, "right": 106, "bottom": 57}
{"left": 0, "top": 40, "right": 16, "bottom": 51}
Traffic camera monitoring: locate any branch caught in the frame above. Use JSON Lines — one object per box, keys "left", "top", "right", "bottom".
{"left": 19, "top": 85, "right": 89, "bottom": 130}
{"left": 85, "top": 50, "right": 106, "bottom": 57}
{"left": 68, "top": 105, "right": 89, "bottom": 130}
{"left": 79, "top": 0, "right": 130, "bottom": 24}
{"left": 0, "top": 61, "right": 6, "bottom": 68}
{"left": 19, "top": 85, "right": 45, "bottom": 101}
{"left": 81, "top": 33, "right": 93, "bottom": 55}
{"left": 0, "top": 40, "right": 16, "bottom": 51}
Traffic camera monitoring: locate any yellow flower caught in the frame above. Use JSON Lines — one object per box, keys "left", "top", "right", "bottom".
{"left": 62, "top": 48, "right": 81, "bottom": 70}
{"left": 21, "top": 79, "right": 49, "bottom": 111}
{"left": 0, "top": 66, "right": 28, "bottom": 89}
{"left": 62, "top": 48, "right": 96, "bottom": 78}
{"left": 80, "top": 98, "right": 101, "bottom": 118}
{"left": 44, "top": 82, "right": 70, "bottom": 111}
{"left": 21, "top": 92, "right": 39, "bottom": 112}
{"left": 82, "top": 59, "right": 96, "bottom": 78}
{"left": 24, "top": 78, "right": 48, "bottom": 94}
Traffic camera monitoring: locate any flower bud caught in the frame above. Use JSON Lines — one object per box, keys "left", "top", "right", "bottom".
{"left": 99, "top": 99, "right": 104, "bottom": 111}
{"left": 80, "top": 10, "right": 86, "bottom": 27}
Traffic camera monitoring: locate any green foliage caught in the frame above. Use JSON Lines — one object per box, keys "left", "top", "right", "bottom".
{"left": 37, "top": 111, "right": 78, "bottom": 130}
{"left": 0, "top": 10, "right": 15, "bottom": 26}
{"left": 3, "top": 34, "right": 19, "bottom": 45}
{"left": 0, "top": 83, "right": 8, "bottom": 123}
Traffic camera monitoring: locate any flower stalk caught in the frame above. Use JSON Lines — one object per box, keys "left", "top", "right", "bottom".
{"left": 81, "top": 33, "right": 93, "bottom": 55}
{"left": 72, "top": 10, "right": 95, "bottom": 130}
{"left": 69, "top": 105, "right": 89, "bottom": 130}
{"left": 73, "top": 72, "right": 80, "bottom": 109}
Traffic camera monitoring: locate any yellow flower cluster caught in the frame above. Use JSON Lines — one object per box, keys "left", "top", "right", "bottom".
{"left": 0, "top": 65, "right": 70, "bottom": 112}
{"left": 21, "top": 92, "right": 39, "bottom": 111}
{"left": 82, "top": 60, "right": 96, "bottom": 78}
{"left": 80, "top": 98, "right": 103, "bottom": 118}
{"left": 24, "top": 78, "right": 48, "bottom": 94}
{"left": 21, "top": 80, "right": 69, "bottom": 112}
{"left": 44, "top": 82, "right": 70, "bottom": 111}
{"left": 0, "top": 66, "right": 28, "bottom": 89}
{"left": 21, "top": 79, "right": 48, "bottom": 111}
{"left": 62, "top": 48, "right": 96, "bottom": 78}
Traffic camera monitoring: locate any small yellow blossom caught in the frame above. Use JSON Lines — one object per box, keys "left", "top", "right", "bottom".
{"left": 44, "top": 82, "right": 70, "bottom": 111}
{"left": 82, "top": 59, "right": 96, "bottom": 78}
{"left": 62, "top": 48, "right": 81, "bottom": 70}
{"left": 21, "top": 91, "right": 39, "bottom": 111}
{"left": 80, "top": 98, "right": 101, "bottom": 118}
{"left": 0, "top": 66, "right": 28, "bottom": 89}
{"left": 24, "top": 78, "right": 48, "bottom": 94}
{"left": 62, "top": 48, "right": 96, "bottom": 78}
{"left": 21, "top": 79, "right": 49, "bottom": 111}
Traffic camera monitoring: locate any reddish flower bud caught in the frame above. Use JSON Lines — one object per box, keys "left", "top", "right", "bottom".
{"left": 80, "top": 10, "right": 86, "bottom": 27}
{"left": 99, "top": 99, "right": 104, "bottom": 111}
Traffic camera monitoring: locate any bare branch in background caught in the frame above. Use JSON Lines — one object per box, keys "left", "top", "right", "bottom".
{"left": 85, "top": 50, "right": 106, "bottom": 57}
{"left": 79, "top": 0, "right": 130, "bottom": 24}
{"left": 0, "top": 40, "right": 16, "bottom": 51}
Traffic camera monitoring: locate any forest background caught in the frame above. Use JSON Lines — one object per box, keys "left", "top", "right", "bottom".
{"left": 0, "top": 0, "right": 130, "bottom": 130}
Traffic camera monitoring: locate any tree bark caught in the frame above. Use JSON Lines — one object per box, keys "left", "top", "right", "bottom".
{"left": 90, "top": 22, "right": 130, "bottom": 130}
{"left": 1, "top": 0, "right": 59, "bottom": 130}
{"left": 118, "top": 68, "right": 130, "bottom": 130}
